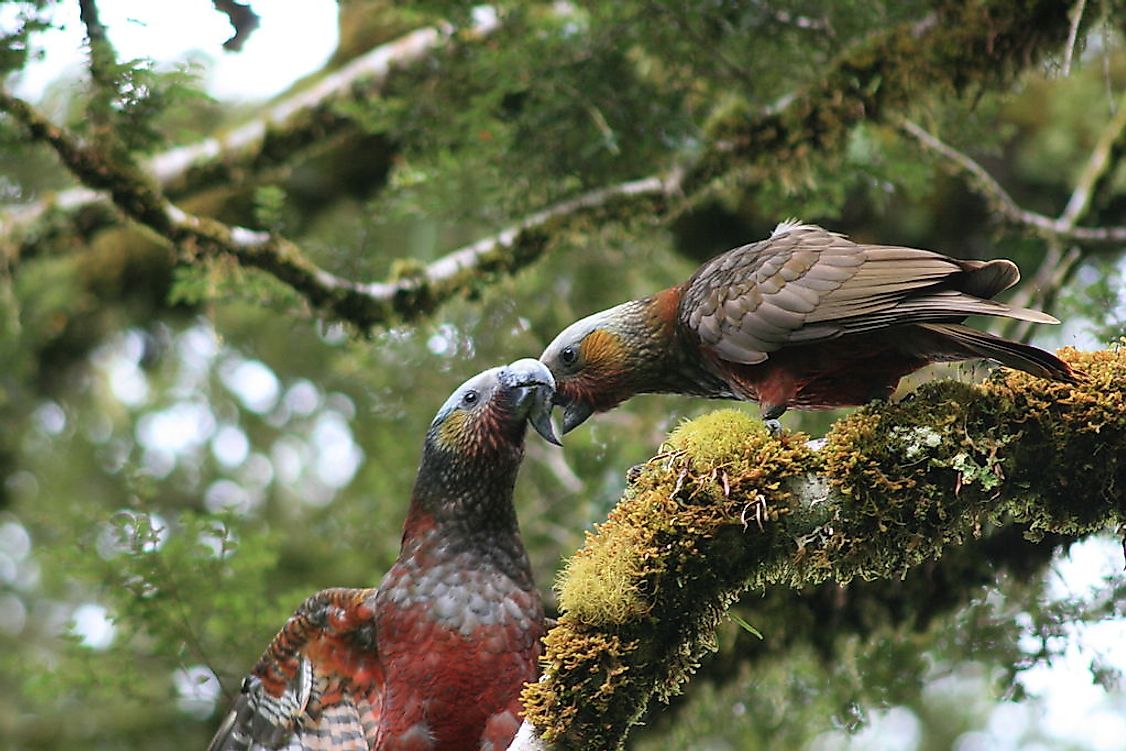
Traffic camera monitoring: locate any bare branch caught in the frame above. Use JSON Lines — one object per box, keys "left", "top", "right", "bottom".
{"left": 1001, "top": 86, "right": 1126, "bottom": 339}
{"left": 900, "top": 119, "right": 1126, "bottom": 244}
{"left": 1006, "top": 244, "right": 1083, "bottom": 342}
{"left": 1060, "top": 86, "right": 1126, "bottom": 227}
{"left": 1063, "top": 0, "right": 1087, "bottom": 77}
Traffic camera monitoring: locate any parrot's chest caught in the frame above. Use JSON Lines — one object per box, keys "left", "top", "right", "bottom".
{"left": 373, "top": 536, "right": 544, "bottom": 749}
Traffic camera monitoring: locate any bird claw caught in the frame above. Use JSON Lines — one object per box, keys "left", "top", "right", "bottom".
{"left": 763, "top": 418, "right": 783, "bottom": 437}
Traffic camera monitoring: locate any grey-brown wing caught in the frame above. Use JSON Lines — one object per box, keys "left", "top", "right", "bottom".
{"left": 681, "top": 223, "right": 1052, "bottom": 365}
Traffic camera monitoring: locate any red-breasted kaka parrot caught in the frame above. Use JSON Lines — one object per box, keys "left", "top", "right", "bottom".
{"left": 207, "top": 358, "right": 560, "bottom": 751}
{"left": 541, "top": 221, "right": 1076, "bottom": 432}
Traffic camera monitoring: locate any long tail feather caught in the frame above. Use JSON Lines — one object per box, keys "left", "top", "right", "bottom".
{"left": 917, "top": 324, "right": 1077, "bottom": 383}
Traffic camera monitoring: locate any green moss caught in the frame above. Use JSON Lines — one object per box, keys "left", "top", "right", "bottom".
{"left": 664, "top": 408, "right": 765, "bottom": 467}
{"left": 556, "top": 533, "right": 652, "bottom": 626}
{"left": 531, "top": 408, "right": 819, "bottom": 745}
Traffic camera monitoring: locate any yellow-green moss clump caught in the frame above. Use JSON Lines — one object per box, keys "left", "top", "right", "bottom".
{"left": 556, "top": 536, "right": 651, "bottom": 626}
{"left": 556, "top": 409, "right": 815, "bottom": 628}
{"left": 664, "top": 409, "right": 767, "bottom": 467}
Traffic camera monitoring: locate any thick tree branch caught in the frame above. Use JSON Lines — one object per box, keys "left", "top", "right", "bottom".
{"left": 512, "top": 347, "right": 1125, "bottom": 750}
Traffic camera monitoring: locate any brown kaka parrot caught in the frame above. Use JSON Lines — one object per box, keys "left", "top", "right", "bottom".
{"left": 541, "top": 221, "right": 1076, "bottom": 432}
{"left": 207, "top": 358, "right": 560, "bottom": 751}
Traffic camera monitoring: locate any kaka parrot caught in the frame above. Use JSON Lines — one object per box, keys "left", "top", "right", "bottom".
{"left": 208, "top": 358, "right": 560, "bottom": 751}
{"left": 541, "top": 221, "right": 1076, "bottom": 432}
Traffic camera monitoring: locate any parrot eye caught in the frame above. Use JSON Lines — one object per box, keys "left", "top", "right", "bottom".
{"left": 461, "top": 389, "right": 479, "bottom": 406}
{"left": 560, "top": 345, "right": 578, "bottom": 367}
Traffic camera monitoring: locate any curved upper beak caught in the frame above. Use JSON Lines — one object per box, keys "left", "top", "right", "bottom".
{"left": 500, "top": 358, "right": 562, "bottom": 446}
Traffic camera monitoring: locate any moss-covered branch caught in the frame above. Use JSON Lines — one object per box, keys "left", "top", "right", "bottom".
{"left": 0, "top": 88, "right": 673, "bottom": 329}
{"left": 514, "top": 347, "right": 1125, "bottom": 750}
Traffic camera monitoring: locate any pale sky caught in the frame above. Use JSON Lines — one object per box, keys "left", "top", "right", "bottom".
{"left": 5, "top": 0, "right": 338, "bottom": 100}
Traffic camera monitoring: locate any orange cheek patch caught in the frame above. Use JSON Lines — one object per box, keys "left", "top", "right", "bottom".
{"left": 582, "top": 330, "right": 627, "bottom": 378}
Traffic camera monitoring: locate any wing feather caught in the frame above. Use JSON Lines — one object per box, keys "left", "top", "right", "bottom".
{"left": 208, "top": 588, "right": 381, "bottom": 751}
{"left": 681, "top": 224, "right": 1057, "bottom": 364}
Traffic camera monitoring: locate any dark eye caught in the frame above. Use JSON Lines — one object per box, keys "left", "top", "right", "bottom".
{"left": 560, "top": 346, "right": 578, "bottom": 367}
{"left": 462, "top": 389, "right": 479, "bottom": 406}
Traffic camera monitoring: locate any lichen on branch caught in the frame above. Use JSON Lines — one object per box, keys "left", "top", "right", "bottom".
{"left": 520, "top": 347, "right": 1126, "bottom": 750}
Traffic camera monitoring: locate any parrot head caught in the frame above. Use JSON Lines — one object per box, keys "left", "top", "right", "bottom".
{"left": 540, "top": 299, "right": 673, "bottom": 433}
{"left": 429, "top": 358, "right": 561, "bottom": 454}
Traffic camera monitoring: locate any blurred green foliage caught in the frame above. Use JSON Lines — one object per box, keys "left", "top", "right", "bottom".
{"left": 1, "top": 1, "right": 1125, "bottom": 749}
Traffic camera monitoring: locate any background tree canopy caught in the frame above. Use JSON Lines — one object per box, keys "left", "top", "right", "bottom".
{"left": 1, "top": 1, "right": 1124, "bottom": 749}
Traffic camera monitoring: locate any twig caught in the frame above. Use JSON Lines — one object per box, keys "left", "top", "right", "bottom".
{"left": 1059, "top": 86, "right": 1126, "bottom": 227}
{"left": 900, "top": 119, "right": 1126, "bottom": 244}
{"left": 1004, "top": 86, "right": 1126, "bottom": 339}
{"left": 211, "top": 0, "right": 260, "bottom": 52}
{"left": 1006, "top": 243, "right": 1084, "bottom": 342}
{"left": 78, "top": 0, "right": 115, "bottom": 91}
{"left": 1062, "top": 0, "right": 1087, "bottom": 77}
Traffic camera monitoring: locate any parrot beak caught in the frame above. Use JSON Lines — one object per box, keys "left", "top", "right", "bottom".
{"left": 528, "top": 386, "right": 562, "bottom": 446}
{"left": 559, "top": 397, "right": 594, "bottom": 434}
{"left": 501, "top": 359, "right": 562, "bottom": 446}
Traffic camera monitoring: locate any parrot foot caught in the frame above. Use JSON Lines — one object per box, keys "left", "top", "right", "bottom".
{"left": 763, "top": 418, "right": 783, "bottom": 437}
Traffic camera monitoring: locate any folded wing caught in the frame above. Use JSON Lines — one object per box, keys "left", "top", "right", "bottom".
{"left": 683, "top": 223, "right": 1059, "bottom": 366}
